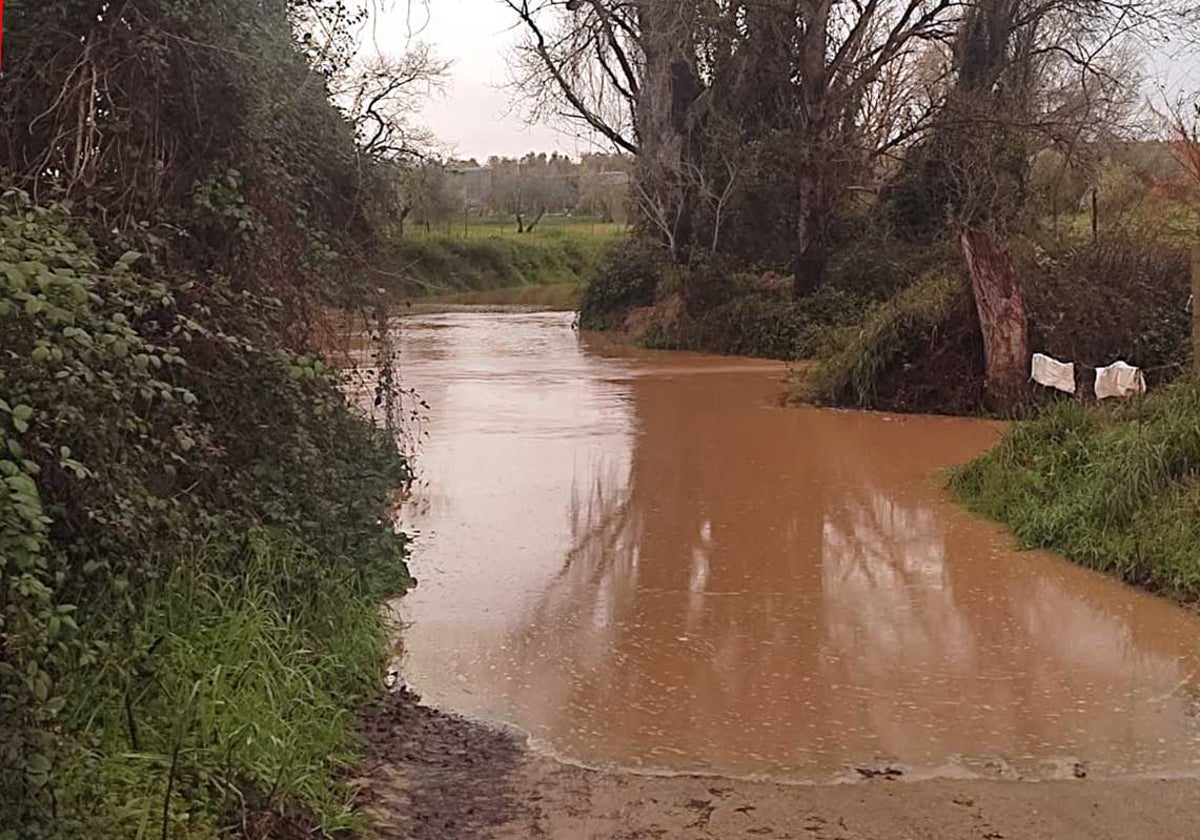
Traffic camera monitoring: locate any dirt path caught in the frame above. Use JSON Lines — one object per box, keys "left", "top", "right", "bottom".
{"left": 356, "top": 691, "right": 1200, "bottom": 839}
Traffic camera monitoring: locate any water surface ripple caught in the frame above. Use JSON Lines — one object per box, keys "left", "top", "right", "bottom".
{"left": 384, "top": 310, "right": 1200, "bottom": 782}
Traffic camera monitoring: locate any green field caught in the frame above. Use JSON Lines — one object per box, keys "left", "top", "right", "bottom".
{"left": 373, "top": 215, "right": 628, "bottom": 298}
{"left": 406, "top": 214, "right": 627, "bottom": 243}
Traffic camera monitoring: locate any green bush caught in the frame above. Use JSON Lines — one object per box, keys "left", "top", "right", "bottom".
{"left": 578, "top": 240, "right": 666, "bottom": 329}
{"left": 0, "top": 195, "right": 410, "bottom": 836}
{"left": 1024, "top": 229, "right": 1190, "bottom": 378}
{"left": 951, "top": 382, "right": 1200, "bottom": 599}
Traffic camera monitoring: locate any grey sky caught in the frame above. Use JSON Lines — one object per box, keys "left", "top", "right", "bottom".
{"left": 366, "top": 0, "right": 603, "bottom": 161}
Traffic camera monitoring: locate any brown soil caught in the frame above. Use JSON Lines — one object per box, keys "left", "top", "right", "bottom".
{"left": 357, "top": 690, "right": 1200, "bottom": 840}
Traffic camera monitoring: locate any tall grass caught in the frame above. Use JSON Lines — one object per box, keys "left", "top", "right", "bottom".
{"left": 799, "top": 268, "right": 973, "bottom": 408}
{"left": 53, "top": 530, "right": 399, "bottom": 838}
{"left": 951, "top": 381, "right": 1200, "bottom": 599}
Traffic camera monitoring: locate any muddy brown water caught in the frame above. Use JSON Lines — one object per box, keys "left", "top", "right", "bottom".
{"left": 363, "top": 310, "right": 1200, "bottom": 783}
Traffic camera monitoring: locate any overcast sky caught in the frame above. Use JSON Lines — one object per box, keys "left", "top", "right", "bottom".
{"left": 364, "top": 0, "right": 605, "bottom": 161}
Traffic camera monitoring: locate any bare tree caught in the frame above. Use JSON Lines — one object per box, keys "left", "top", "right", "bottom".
{"left": 338, "top": 43, "right": 449, "bottom": 160}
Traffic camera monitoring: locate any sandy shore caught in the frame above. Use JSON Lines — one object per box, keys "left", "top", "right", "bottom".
{"left": 356, "top": 690, "right": 1200, "bottom": 839}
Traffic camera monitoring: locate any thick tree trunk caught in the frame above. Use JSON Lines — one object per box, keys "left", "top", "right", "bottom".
{"left": 793, "top": 145, "right": 830, "bottom": 298}
{"left": 960, "top": 225, "right": 1028, "bottom": 410}
{"left": 794, "top": 177, "right": 827, "bottom": 296}
{"left": 1192, "top": 246, "right": 1200, "bottom": 374}
{"left": 635, "top": 1, "right": 699, "bottom": 257}
{"left": 793, "top": 1, "right": 832, "bottom": 299}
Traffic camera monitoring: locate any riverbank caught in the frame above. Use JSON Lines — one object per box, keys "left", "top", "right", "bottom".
{"left": 374, "top": 222, "right": 620, "bottom": 299}
{"left": 359, "top": 690, "right": 1200, "bottom": 839}
{"left": 0, "top": 195, "right": 414, "bottom": 836}
{"left": 951, "top": 380, "right": 1200, "bottom": 603}
{"left": 410, "top": 281, "right": 581, "bottom": 311}
{"left": 578, "top": 230, "right": 1191, "bottom": 415}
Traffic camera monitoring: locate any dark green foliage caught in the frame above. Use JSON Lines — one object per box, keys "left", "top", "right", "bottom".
{"left": 578, "top": 241, "right": 667, "bottom": 329}
{"left": 0, "top": 0, "right": 386, "bottom": 315}
{"left": 951, "top": 382, "right": 1200, "bottom": 599}
{"left": 0, "top": 198, "right": 408, "bottom": 835}
{"left": 1023, "top": 230, "right": 1191, "bottom": 378}
{"left": 0, "top": 0, "right": 414, "bottom": 834}
{"left": 581, "top": 232, "right": 958, "bottom": 362}
{"left": 799, "top": 227, "right": 1191, "bottom": 415}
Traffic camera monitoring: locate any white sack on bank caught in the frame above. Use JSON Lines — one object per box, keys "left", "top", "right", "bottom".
{"left": 1095, "top": 360, "right": 1146, "bottom": 400}
{"left": 1031, "top": 353, "right": 1075, "bottom": 394}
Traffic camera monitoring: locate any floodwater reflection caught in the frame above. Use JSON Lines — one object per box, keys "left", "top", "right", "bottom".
{"left": 387, "top": 310, "right": 1200, "bottom": 781}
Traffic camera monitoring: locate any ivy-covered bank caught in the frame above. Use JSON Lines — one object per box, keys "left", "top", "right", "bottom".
{"left": 0, "top": 196, "right": 411, "bottom": 836}
{"left": 0, "top": 0, "right": 431, "bottom": 833}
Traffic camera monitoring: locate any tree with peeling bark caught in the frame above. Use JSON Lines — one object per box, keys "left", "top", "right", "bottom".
{"left": 919, "top": 0, "right": 1173, "bottom": 409}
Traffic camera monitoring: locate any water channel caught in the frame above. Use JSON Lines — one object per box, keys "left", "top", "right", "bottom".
{"left": 374, "top": 310, "right": 1200, "bottom": 782}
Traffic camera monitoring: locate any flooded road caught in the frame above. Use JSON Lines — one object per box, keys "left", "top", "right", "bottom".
{"left": 384, "top": 310, "right": 1200, "bottom": 782}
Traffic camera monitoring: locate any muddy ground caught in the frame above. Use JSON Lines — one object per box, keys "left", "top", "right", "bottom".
{"left": 355, "top": 689, "right": 1200, "bottom": 840}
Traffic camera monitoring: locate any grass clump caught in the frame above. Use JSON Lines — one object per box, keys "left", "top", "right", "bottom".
{"left": 800, "top": 268, "right": 983, "bottom": 411}
{"left": 56, "top": 532, "right": 397, "bottom": 838}
{"left": 950, "top": 382, "right": 1200, "bottom": 599}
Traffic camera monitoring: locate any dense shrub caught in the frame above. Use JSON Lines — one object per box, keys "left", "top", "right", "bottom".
{"left": 578, "top": 240, "right": 667, "bottom": 329}
{"left": 800, "top": 227, "right": 1191, "bottom": 415}
{"left": 1023, "top": 230, "right": 1190, "bottom": 379}
{"left": 0, "top": 196, "right": 410, "bottom": 836}
{"left": 800, "top": 268, "right": 985, "bottom": 412}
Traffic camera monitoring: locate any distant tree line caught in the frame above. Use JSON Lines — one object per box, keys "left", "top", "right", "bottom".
{"left": 395, "top": 152, "right": 634, "bottom": 233}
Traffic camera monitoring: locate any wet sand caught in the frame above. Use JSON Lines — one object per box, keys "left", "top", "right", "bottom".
{"left": 358, "top": 689, "right": 1200, "bottom": 839}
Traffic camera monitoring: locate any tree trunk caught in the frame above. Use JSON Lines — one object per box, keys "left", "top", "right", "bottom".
{"left": 794, "top": 182, "right": 827, "bottom": 296}
{"left": 526, "top": 207, "right": 546, "bottom": 232}
{"left": 635, "top": 0, "right": 700, "bottom": 257}
{"left": 960, "top": 226, "right": 1028, "bottom": 410}
{"left": 1192, "top": 246, "right": 1200, "bottom": 375}
{"left": 793, "top": 149, "right": 830, "bottom": 297}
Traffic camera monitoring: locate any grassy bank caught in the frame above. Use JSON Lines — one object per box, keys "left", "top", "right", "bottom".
{"left": 796, "top": 227, "right": 1191, "bottom": 414}
{"left": 377, "top": 218, "right": 623, "bottom": 297}
{"left": 950, "top": 382, "right": 1200, "bottom": 600}
{"left": 578, "top": 220, "right": 1192, "bottom": 415}
{"left": 1, "top": 197, "right": 411, "bottom": 836}
{"left": 415, "top": 282, "right": 581, "bottom": 310}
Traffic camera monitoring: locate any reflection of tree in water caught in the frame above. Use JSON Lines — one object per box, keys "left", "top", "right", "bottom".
{"left": 501, "top": 370, "right": 1200, "bottom": 774}
{"left": 816, "top": 422, "right": 1200, "bottom": 769}
{"left": 502, "top": 371, "right": 833, "bottom": 767}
